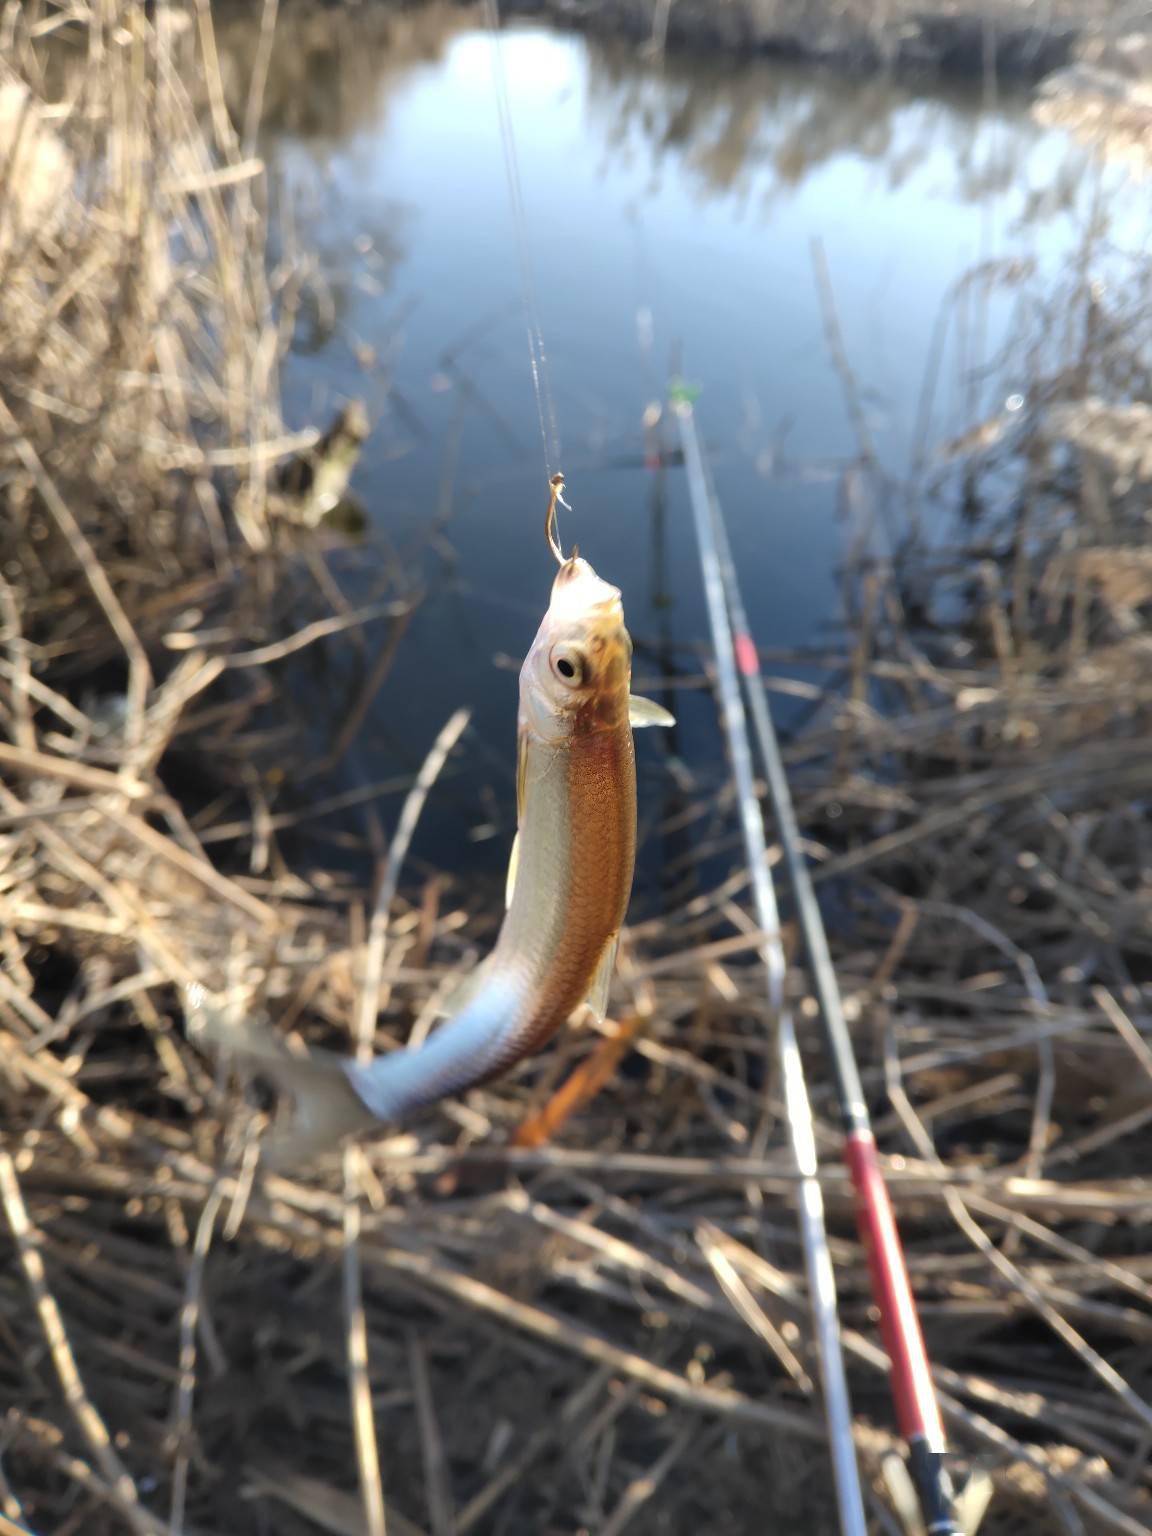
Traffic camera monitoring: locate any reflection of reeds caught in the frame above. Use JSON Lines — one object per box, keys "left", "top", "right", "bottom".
{"left": 1047, "top": 395, "right": 1152, "bottom": 484}
{"left": 211, "top": 0, "right": 476, "bottom": 141}
{"left": 1034, "top": 64, "right": 1152, "bottom": 175}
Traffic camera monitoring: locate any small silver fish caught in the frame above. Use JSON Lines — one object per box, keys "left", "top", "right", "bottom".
{"left": 187, "top": 554, "right": 672, "bottom": 1165}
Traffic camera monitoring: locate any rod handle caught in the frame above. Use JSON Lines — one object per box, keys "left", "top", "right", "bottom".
{"left": 908, "top": 1439, "right": 963, "bottom": 1535}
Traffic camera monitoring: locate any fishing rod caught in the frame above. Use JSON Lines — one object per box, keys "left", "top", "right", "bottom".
{"left": 674, "top": 401, "right": 869, "bottom": 1535}
{"left": 673, "top": 393, "right": 962, "bottom": 1535}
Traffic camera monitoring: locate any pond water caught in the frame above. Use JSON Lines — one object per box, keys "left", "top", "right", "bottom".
{"left": 216, "top": 4, "right": 1147, "bottom": 891}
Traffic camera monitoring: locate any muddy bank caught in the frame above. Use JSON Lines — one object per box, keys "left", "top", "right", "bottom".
{"left": 489, "top": 0, "right": 1150, "bottom": 81}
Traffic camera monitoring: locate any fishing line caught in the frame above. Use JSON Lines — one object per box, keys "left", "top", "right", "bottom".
{"left": 483, "top": 0, "right": 564, "bottom": 485}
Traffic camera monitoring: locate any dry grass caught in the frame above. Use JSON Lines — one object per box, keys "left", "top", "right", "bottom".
{"left": 1, "top": 0, "right": 300, "bottom": 603}
{"left": 3, "top": 6, "right": 1152, "bottom": 1536}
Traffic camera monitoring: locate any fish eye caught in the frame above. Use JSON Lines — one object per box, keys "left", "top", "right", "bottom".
{"left": 550, "top": 644, "right": 585, "bottom": 687}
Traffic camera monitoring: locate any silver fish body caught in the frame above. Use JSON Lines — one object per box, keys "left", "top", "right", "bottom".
{"left": 188, "top": 555, "right": 670, "bottom": 1165}
{"left": 348, "top": 555, "right": 636, "bottom": 1119}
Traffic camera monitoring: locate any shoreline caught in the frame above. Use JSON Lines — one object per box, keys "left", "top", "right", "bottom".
{"left": 487, "top": 0, "right": 1146, "bottom": 82}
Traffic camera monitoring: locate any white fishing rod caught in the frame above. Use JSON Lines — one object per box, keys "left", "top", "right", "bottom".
{"left": 674, "top": 396, "right": 868, "bottom": 1536}
{"left": 675, "top": 394, "right": 961, "bottom": 1535}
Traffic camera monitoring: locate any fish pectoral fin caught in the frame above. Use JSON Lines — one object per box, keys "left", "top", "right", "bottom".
{"left": 584, "top": 936, "right": 619, "bottom": 1023}
{"left": 505, "top": 829, "right": 521, "bottom": 910}
{"left": 629, "top": 694, "right": 676, "bottom": 728}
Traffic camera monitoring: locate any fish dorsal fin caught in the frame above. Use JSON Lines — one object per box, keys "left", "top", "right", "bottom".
{"left": 505, "top": 829, "right": 521, "bottom": 910}
{"left": 584, "top": 935, "right": 619, "bottom": 1023}
{"left": 629, "top": 695, "right": 675, "bottom": 729}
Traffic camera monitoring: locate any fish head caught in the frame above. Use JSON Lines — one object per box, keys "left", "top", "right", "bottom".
{"left": 519, "top": 555, "right": 632, "bottom": 743}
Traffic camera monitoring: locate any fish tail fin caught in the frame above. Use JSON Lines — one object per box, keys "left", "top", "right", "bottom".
{"left": 256, "top": 1049, "right": 379, "bottom": 1170}
{"left": 182, "top": 984, "right": 378, "bottom": 1170}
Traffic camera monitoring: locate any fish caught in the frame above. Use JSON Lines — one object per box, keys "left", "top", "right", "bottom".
{"left": 186, "top": 553, "right": 673, "bottom": 1165}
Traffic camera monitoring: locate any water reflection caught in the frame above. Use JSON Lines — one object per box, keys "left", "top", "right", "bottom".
{"left": 213, "top": 1, "right": 477, "bottom": 142}
{"left": 204, "top": 7, "right": 1144, "bottom": 883}
{"left": 212, "top": 3, "right": 1094, "bottom": 210}
{"left": 582, "top": 37, "right": 1102, "bottom": 214}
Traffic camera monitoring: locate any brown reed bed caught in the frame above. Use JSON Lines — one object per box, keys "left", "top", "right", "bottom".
{"left": 3, "top": 6, "right": 1152, "bottom": 1536}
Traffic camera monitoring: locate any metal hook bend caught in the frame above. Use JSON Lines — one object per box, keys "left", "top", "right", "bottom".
{"left": 545, "top": 472, "right": 570, "bottom": 566}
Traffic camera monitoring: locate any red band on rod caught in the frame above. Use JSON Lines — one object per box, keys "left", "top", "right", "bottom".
{"left": 844, "top": 1130, "right": 945, "bottom": 1450}
{"left": 734, "top": 632, "right": 759, "bottom": 677}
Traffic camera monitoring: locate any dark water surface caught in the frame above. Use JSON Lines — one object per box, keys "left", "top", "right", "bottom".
{"left": 217, "top": 5, "right": 1146, "bottom": 889}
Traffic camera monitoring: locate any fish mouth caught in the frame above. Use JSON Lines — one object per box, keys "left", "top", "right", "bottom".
{"left": 549, "top": 556, "right": 623, "bottom": 625}
{"left": 551, "top": 557, "right": 630, "bottom": 682}
{"left": 521, "top": 555, "right": 631, "bottom": 738}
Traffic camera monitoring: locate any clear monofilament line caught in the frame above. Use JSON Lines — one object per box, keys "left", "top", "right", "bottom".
{"left": 483, "top": 0, "right": 563, "bottom": 480}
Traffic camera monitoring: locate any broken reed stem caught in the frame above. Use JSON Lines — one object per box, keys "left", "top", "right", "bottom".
{"left": 408, "top": 1334, "right": 454, "bottom": 1536}
{"left": 343, "top": 1151, "right": 388, "bottom": 1536}
{"left": 0, "top": 392, "right": 151, "bottom": 765}
{"left": 511, "top": 1009, "right": 650, "bottom": 1148}
{"left": 0, "top": 1150, "right": 150, "bottom": 1536}
{"left": 343, "top": 707, "right": 471, "bottom": 1536}
{"left": 882, "top": 1032, "right": 1152, "bottom": 1438}
{"left": 354, "top": 707, "right": 471, "bottom": 1056}
{"left": 167, "top": 1181, "right": 225, "bottom": 1536}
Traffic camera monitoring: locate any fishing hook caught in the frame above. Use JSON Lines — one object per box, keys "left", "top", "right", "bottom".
{"left": 545, "top": 471, "right": 571, "bottom": 565}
